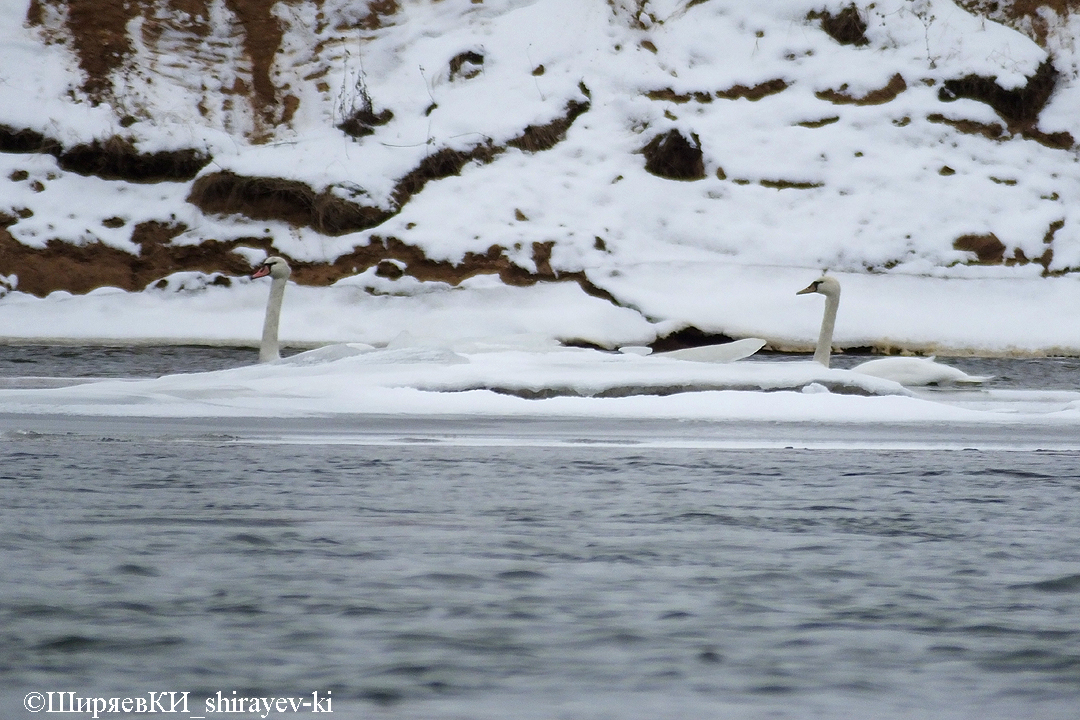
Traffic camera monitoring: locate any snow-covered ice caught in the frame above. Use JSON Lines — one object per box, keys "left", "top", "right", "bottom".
{"left": 0, "top": 335, "right": 1078, "bottom": 435}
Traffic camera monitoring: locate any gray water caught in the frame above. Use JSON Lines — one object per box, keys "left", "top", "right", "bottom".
{"left": 1, "top": 347, "right": 1079, "bottom": 719}
{"left": 0, "top": 345, "right": 263, "bottom": 383}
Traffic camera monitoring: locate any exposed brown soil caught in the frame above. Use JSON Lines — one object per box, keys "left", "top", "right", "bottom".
{"left": 1022, "top": 127, "right": 1075, "bottom": 149}
{"left": 952, "top": 230, "right": 1054, "bottom": 272}
{"left": 936, "top": 58, "right": 1074, "bottom": 148}
{"left": 507, "top": 100, "right": 591, "bottom": 153}
{"left": 188, "top": 172, "right": 394, "bottom": 236}
{"left": 642, "top": 130, "right": 704, "bottom": 181}
{"left": 928, "top": 86, "right": 1071, "bottom": 151}
{"left": 27, "top": 0, "right": 140, "bottom": 99}
{"left": 1, "top": 89, "right": 603, "bottom": 298}
{"left": 759, "top": 179, "right": 823, "bottom": 190}
{"left": 953, "top": 233, "right": 1007, "bottom": 264}
{"left": 817, "top": 74, "right": 907, "bottom": 105}
{"left": 927, "top": 113, "right": 1006, "bottom": 140}
{"left": 810, "top": 5, "right": 870, "bottom": 46}
{"left": 3, "top": 71, "right": 593, "bottom": 296}
{"left": 191, "top": 95, "right": 590, "bottom": 233}
{"left": 716, "top": 79, "right": 789, "bottom": 101}
{"left": 222, "top": 0, "right": 284, "bottom": 124}
{"left": 646, "top": 89, "right": 710, "bottom": 104}
{"left": 390, "top": 143, "right": 501, "bottom": 206}
{"left": 358, "top": 0, "right": 401, "bottom": 31}
{"left": 28, "top": 0, "right": 296, "bottom": 127}
{"left": 12, "top": 0, "right": 1079, "bottom": 305}
{"left": 0, "top": 215, "right": 620, "bottom": 301}
{"left": 285, "top": 236, "right": 613, "bottom": 298}
{"left": 647, "top": 79, "right": 787, "bottom": 104}
{"left": 60, "top": 139, "right": 211, "bottom": 182}
{"left": 1037, "top": 219, "right": 1064, "bottom": 272}
{"left": 0, "top": 125, "right": 61, "bottom": 155}
{"left": 0, "top": 125, "right": 210, "bottom": 182}
{"left": 0, "top": 220, "right": 263, "bottom": 296}
{"left": 449, "top": 51, "right": 485, "bottom": 80}
{"left": 796, "top": 117, "right": 840, "bottom": 128}
{"left": 940, "top": 59, "right": 1056, "bottom": 127}
{"left": 338, "top": 108, "right": 394, "bottom": 139}
{"left": 957, "top": 0, "right": 1080, "bottom": 45}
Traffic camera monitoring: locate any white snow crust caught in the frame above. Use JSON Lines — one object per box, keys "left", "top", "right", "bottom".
{"left": 1, "top": 1, "right": 1079, "bottom": 423}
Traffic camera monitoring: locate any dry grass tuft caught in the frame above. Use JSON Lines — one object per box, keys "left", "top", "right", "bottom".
{"left": 338, "top": 108, "right": 394, "bottom": 139}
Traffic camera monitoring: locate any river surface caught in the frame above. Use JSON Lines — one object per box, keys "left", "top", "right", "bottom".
{"left": 1, "top": 346, "right": 1079, "bottom": 719}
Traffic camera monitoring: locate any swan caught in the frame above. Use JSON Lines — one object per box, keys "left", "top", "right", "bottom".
{"left": 251, "top": 256, "right": 291, "bottom": 362}
{"left": 797, "top": 276, "right": 990, "bottom": 386}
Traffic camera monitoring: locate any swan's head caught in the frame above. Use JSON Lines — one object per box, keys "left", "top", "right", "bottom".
{"left": 251, "top": 256, "right": 291, "bottom": 280}
{"left": 796, "top": 276, "right": 840, "bottom": 298}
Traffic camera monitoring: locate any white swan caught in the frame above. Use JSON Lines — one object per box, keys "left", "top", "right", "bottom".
{"left": 797, "top": 276, "right": 990, "bottom": 386}
{"left": 251, "top": 256, "right": 291, "bottom": 362}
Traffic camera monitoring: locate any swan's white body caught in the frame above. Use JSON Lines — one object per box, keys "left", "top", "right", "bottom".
{"left": 797, "top": 276, "right": 990, "bottom": 386}
{"left": 850, "top": 356, "right": 989, "bottom": 385}
{"left": 251, "top": 256, "right": 290, "bottom": 363}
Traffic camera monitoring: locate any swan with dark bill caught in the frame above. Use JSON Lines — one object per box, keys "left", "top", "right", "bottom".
{"left": 251, "top": 256, "right": 291, "bottom": 363}
{"left": 797, "top": 276, "right": 990, "bottom": 386}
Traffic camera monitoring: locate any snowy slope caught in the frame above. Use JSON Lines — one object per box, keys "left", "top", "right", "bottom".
{"left": 1, "top": 0, "right": 1079, "bottom": 354}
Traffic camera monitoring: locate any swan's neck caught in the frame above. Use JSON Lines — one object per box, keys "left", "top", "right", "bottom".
{"left": 260, "top": 275, "right": 287, "bottom": 363}
{"left": 815, "top": 292, "right": 839, "bottom": 367}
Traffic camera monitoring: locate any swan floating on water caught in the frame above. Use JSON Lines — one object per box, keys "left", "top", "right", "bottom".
{"left": 797, "top": 276, "right": 990, "bottom": 386}
{"left": 251, "top": 256, "right": 290, "bottom": 363}
{"left": 843, "top": 356, "right": 990, "bottom": 386}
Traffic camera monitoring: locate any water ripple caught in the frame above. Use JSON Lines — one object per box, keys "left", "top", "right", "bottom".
{"left": 3, "top": 434, "right": 1080, "bottom": 718}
